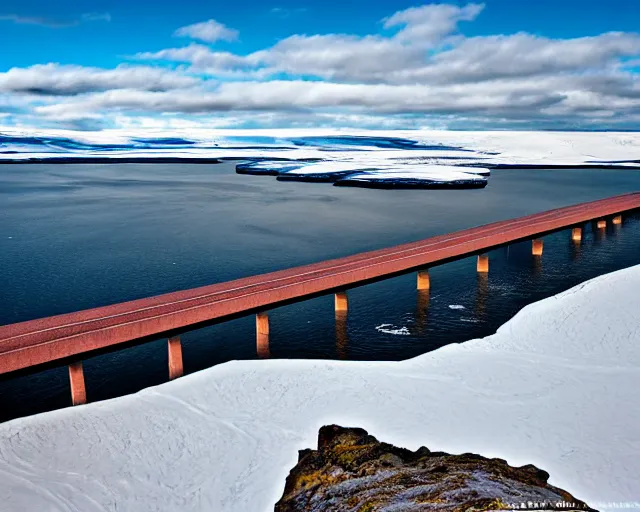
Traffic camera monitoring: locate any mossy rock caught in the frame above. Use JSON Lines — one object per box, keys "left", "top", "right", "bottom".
{"left": 274, "top": 425, "right": 595, "bottom": 512}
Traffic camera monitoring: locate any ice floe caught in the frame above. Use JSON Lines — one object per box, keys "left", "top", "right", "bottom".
{"left": 2, "top": 128, "right": 640, "bottom": 189}
{"left": 335, "top": 167, "right": 488, "bottom": 189}
{"left": 375, "top": 324, "right": 411, "bottom": 335}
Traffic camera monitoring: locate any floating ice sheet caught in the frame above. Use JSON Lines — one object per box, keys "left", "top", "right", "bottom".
{"left": 2, "top": 129, "right": 640, "bottom": 190}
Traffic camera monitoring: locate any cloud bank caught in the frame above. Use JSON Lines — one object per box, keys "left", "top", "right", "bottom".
{"left": 2, "top": 3, "right": 640, "bottom": 130}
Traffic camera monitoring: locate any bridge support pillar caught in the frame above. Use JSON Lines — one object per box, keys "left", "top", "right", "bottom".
{"left": 256, "top": 312, "right": 270, "bottom": 358}
{"left": 613, "top": 215, "right": 622, "bottom": 225}
{"left": 417, "top": 270, "right": 430, "bottom": 291}
{"left": 168, "top": 336, "right": 183, "bottom": 380}
{"left": 532, "top": 239, "right": 544, "bottom": 256}
{"left": 68, "top": 362, "right": 86, "bottom": 406}
{"left": 572, "top": 227, "right": 582, "bottom": 242}
{"left": 335, "top": 291, "right": 348, "bottom": 312}
{"left": 477, "top": 254, "right": 489, "bottom": 274}
{"left": 597, "top": 219, "right": 607, "bottom": 229}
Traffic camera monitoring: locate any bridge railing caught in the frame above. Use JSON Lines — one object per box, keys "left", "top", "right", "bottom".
{"left": 1, "top": 192, "right": 639, "bottom": 406}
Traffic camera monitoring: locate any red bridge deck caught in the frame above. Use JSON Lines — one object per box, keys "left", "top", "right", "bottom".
{"left": 1, "top": 192, "right": 639, "bottom": 377}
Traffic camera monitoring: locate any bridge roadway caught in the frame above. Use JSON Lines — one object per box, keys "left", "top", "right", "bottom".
{"left": 1, "top": 192, "right": 639, "bottom": 376}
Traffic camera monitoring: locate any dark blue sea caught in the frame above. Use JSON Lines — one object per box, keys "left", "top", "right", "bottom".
{"left": 1, "top": 162, "right": 639, "bottom": 422}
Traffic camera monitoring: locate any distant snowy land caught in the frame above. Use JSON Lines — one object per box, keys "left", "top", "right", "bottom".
{"left": 1, "top": 265, "right": 639, "bottom": 512}
{"left": 2, "top": 129, "right": 640, "bottom": 188}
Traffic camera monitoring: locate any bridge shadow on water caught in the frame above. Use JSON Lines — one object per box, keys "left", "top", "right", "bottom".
{"left": 1, "top": 213, "right": 639, "bottom": 423}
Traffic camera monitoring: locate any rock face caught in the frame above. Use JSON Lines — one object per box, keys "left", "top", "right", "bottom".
{"left": 275, "top": 425, "right": 594, "bottom": 512}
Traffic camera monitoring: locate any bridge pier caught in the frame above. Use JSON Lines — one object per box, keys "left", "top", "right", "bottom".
{"left": 417, "top": 270, "right": 430, "bottom": 290}
{"left": 68, "top": 362, "right": 86, "bottom": 406}
{"left": 532, "top": 239, "right": 544, "bottom": 256}
{"left": 256, "top": 312, "right": 270, "bottom": 358}
{"left": 477, "top": 254, "right": 489, "bottom": 273}
{"left": 168, "top": 336, "right": 183, "bottom": 380}
{"left": 335, "top": 291, "right": 348, "bottom": 312}
{"left": 572, "top": 227, "right": 582, "bottom": 242}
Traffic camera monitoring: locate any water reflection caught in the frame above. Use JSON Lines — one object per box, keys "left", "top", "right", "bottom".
{"left": 415, "top": 289, "right": 430, "bottom": 335}
{"left": 532, "top": 252, "right": 543, "bottom": 276}
{"left": 475, "top": 273, "right": 489, "bottom": 319}
{"left": 569, "top": 236, "right": 582, "bottom": 262}
{"left": 335, "top": 311, "right": 349, "bottom": 360}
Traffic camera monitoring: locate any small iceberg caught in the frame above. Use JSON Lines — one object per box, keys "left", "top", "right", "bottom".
{"left": 276, "top": 161, "right": 377, "bottom": 182}
{"left": 235, "top": 160, "right": 310, "bottom": 176}
{"left": 375, "top": 323, "right": 411, "bottom": 335}
{"left": 335, "top": 166, "right": 488, "bottom": 189}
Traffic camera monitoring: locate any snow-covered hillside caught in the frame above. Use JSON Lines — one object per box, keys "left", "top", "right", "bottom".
{"left": 0, "top": 265, "right": 639, "bottom": 512}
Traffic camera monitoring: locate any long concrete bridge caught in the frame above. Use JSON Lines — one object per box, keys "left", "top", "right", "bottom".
{"left": 1, "top": 192, "right": 639, "bottom": 406}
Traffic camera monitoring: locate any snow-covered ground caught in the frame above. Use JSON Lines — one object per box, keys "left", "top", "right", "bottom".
{"left": 2, "top": 128, "right": 640, "bottom": 188}
{"left": 1, "top": 265, "right": 639, "bottom": 511}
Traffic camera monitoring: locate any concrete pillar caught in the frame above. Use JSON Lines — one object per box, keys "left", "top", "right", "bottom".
{"left": 613, "top": 215, "right": 622, "bottom": 225}
{"left": 68, "top": 362, "right": 86, "bottom": 406}
{"left": 335, "top": 291, "right": 348, "bottom": 312}
{"left": 532, "top": 239, "right": 544, "bottom": 256}
{"left": 256, "top": 312, "right": 270, "bottom": 358}
{"left": 477, "top": 254, "right": 489, "bottom": 274}
{"left": 572, "top": 227, "right": 582, "bottom": 242}
{"left": 168, "top": 336, "right": 183, "bottom": 380}
{"left": 597, "top": 219, "right": 607, "bottom": 229}
{"left": 417, "top": 270, "right": 430, "bottom": 291}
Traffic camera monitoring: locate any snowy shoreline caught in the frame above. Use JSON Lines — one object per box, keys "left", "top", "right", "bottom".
{"left": 2, "top": 129, "right": 640, "bottom": 189}
{"left": 1, "top": 265, "right": 639, "bottom": 511}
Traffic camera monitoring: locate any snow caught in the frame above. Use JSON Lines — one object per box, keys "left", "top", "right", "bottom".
{"left": 0, "top": 266, "right": 639, "bottom": 512}
{"left": 335, "top": 167, "right": 488, "bottom": 188}
{"left": 2, "top": 128, "right": 640, "bottom": 188}
{"left": 1, "top": 128, "right": 640, "bottom": 167}
{"left": 375, "top": 324, "right": 411, "bottom": 336}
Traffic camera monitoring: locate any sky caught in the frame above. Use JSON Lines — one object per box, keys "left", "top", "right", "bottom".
{"left": 1, "top": 0, "right": 639, "bottom": 131}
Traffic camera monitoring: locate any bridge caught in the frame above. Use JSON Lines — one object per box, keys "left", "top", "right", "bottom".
{"left": 1, "top": 192, "right": 639, "bottom": 406}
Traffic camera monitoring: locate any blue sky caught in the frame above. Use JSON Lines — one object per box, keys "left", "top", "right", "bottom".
{"left": 1, "top": 0, "right": 639, "bottom": 130}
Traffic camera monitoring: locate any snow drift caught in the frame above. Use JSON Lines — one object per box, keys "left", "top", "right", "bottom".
{"left": 0, "top": 265, "right": 639, "bottom": 512}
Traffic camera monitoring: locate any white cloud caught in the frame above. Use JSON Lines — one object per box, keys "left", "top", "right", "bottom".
{"left": 383, "top": 2, "right": 484, "bottom": 43}
{"left": 4, "top": 2, "right": 640, "bottom": 129}
{"left": 0, "top": 64, "right": 198, "bottom": 95}
{"left": 134, "top": 43, "right": 258, "bottom": 75}
{"left": 174, "top": 19, "right": 238, "bottom": 43}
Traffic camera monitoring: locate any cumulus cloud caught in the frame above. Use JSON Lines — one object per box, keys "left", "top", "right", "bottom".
{"left": 22, "top": 79, "right": 585, "bottom": 116}
{"left": 0, "top": 64, "right": 198, "bottom": 95}
{"left": 174, "top": 19, "right": 238, "bottom": 43}
{"left": 133, "top": 4, "right": 640, "bottom": 87}
{"left": 383, "top": 2, "right": 484, "bottom": 43}
{"left": 4, "top": 2, "right": 640, "bottom": 129}
{"left": 134, "top": 44, "right": 257, "bottom": 75}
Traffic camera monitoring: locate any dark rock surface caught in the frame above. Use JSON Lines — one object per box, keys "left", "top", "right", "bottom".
{"left": 275, "top": 425, "right": 594, "bottom": 512}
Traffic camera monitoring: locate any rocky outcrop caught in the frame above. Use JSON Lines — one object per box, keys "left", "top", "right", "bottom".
{"left": 275, "top": 425, "right": 594, "bottom": 512}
